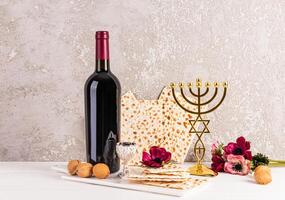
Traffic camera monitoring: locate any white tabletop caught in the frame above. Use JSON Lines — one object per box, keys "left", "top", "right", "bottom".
{"left": 0, "top": 162, "right": 283, "bottom": 200}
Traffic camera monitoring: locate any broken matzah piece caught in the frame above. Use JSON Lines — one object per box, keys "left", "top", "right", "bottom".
{"left": 129, "top": 164, "right": 186, "bottom": 175}
{"left": 132, "top": 178, "right": 207, "bottom": 190}
{"left": 121, "top": 86, "right": 197, "bottom": 164}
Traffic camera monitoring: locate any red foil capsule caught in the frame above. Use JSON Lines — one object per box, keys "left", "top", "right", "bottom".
{"left": 95, "top": 31, "right": 109, "bottom": 60}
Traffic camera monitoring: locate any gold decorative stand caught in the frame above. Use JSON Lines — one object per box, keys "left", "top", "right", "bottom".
{"left": 170, "top": 79, "right": 227, "bottom": 176}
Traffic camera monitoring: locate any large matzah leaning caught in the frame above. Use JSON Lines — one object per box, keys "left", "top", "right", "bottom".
{"left": 121, "top": 86, "right": 196, "bottom": 164}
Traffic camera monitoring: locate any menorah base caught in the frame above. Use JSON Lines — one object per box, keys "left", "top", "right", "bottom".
{"left": 188, "top": 164, "right": 217, "bottom": 176}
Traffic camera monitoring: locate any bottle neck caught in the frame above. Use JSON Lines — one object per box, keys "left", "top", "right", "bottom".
{"left": 96, "top": 59, "right": 110, "bottom": 72}
{"left": 95, "top": 32, "right": 110, "bottom": 72}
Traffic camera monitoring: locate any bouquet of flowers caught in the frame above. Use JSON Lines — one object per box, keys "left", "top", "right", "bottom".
{"left": 211, "top": 136, "right": 285, "bottom": 176}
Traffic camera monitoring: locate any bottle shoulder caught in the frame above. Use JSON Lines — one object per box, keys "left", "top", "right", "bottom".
{"left": 85, "top": 71, "right": 121, "bottom": 89}
{"left": 109, "top": 71, "right": 121, "bottom": 89}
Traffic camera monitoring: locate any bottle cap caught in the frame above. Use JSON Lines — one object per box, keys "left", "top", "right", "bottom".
{"left": 96, "top": 31, "right": 109, "bottom": 39}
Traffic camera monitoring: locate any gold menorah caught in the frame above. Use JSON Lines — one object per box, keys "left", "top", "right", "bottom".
{"left": 170, "top": 79, "right": 227, "bottom": 176}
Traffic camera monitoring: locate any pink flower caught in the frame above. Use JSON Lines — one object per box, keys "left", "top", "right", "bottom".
{"left": 211, "top": 141, "right": 223, "bottom": 156}
{"left": 211, "top": 155, "right": 225, "bottom": 172}
{"left": 224, "top": 136, "right": 252, "bottom": 160}
{"left": 211, "top": 143, "right": 218, "bottom": 155}
{"left": 224, "top": 154, "right": 250, "bottom": 175}
{"left": 142, "top": 146, "right": 171, "bottom": 168}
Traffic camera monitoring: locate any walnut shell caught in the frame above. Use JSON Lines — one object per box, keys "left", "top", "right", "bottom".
{"left": 67, "top": 160, "right": 81, "bottom": 175}
{"left": 254, "top": 165, "right": 272, "bottom": 185}
{"left": 255, "top": 165, "right": 271, "bottom": 174}
{"left": 76, "top": 163, "right": 93, "bottom": 178}
{"left": 93, "top": 163, "right": 110, "bottom": 179}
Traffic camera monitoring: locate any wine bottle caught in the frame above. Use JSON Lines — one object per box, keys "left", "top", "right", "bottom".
{"left": 84, "top": 31, "right": 121, "bottom": 173}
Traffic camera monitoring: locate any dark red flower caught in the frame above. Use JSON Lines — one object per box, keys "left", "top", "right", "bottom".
{"left": 142, "top": 146, "right": 171, "bottom": 168}
{"left": 211, "top": 155, "right": 225, "bottom": 172}
{"left": 224, "top": 136, "right": 252, "bottom": 160}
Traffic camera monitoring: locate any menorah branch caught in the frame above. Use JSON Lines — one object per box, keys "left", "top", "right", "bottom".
{"left": 200, "top": 87, "right": 227, "bottom": 114}
{"left": 200, "top": 87, "right": 209, "bottom": 97}
{"left": 171, "top": 87, "right": 199, "bottom": 115}
{"left": 200, "top": 87, "right": 218, "bottom": 106}
{"left": 180, "top": 88, "right": 198, "bottom": 106}
{"left": 189, "top": 87, "right": 199, "bottom": 97}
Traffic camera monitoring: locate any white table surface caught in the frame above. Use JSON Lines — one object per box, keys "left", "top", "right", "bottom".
{"left": 0, "top": 162, "right": 283, "bottom": 200}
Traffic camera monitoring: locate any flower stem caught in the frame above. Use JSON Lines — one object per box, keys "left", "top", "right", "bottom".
{"left": 269, "top": 159, "right": 285, "bottom": 163}
{"left": 269, "top": 160, "right": 285, "bottom": 167}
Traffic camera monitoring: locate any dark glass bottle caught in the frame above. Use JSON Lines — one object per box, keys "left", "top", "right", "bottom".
{"left": 84, "top": 31, "right": 121, "bottom": 173}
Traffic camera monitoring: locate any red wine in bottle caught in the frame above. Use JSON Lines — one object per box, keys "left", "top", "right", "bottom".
{"left": 84, "top": 31, "right": 121, "bottom": 173}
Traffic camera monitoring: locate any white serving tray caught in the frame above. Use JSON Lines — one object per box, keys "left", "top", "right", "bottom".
{"left": 52, "top": 165, "right": 208, "bottom": 197}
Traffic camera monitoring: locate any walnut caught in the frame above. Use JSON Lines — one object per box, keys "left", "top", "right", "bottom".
{"left": 93, "top": 163, "right": 110, "bottom": 179}
{"left": 67, "top": 160, "right": 81, "bottom": 175}
{"left": 254, "top": 165, "right": 272, "bottom": 185}
{"left": 76, "top": 163, "right": 93, "bottom": 178}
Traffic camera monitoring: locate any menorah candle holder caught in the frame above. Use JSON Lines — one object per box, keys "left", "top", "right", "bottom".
{"left": 170, "top": 79, "right": 227, "bottom": 176}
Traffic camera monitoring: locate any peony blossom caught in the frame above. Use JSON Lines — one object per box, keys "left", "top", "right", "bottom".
{"left": 224, "top": 154, "right": 250, "bottom": 175}
{"left": 142, "top": 146, "right": 171, "bottom": 168}
{"left": 224, "top": 136, "right": 252, "bottom": 160}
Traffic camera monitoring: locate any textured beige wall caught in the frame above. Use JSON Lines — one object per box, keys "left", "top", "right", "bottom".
{"left": 0, "top": 0, "right": 284, "bottom": 161}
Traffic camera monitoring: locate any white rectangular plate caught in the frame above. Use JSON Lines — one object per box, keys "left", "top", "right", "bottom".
{"left": 52, "top": 165, "right": 208, "bottom": 197}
